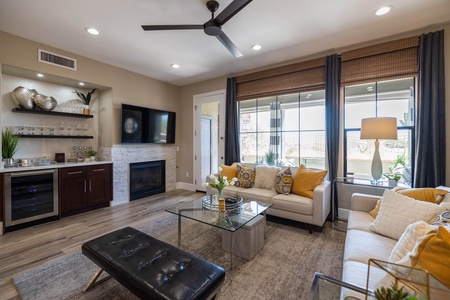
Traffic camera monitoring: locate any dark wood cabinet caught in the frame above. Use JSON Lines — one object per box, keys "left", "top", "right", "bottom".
{"left": 60, "top": 164, "right": 112, "bottom": 217}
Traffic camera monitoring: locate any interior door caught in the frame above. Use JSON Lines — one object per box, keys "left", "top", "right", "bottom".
{"left": 193, "top": 90, "right": 226, "bottom": 192}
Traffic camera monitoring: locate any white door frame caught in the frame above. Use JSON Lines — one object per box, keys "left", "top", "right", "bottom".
{"left": 193, "top": 89, "right": 226, "bottom": 191}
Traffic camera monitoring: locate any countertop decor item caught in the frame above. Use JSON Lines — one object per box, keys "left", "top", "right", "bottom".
{"left": 74, "top": 88, "right": 98, "bottom": 106}
{"left": 33, "top": 94, "right": 57, "bottom": 111}
{"left": 2, "top": 128, "right": 21, "bottom": 167}
{"left": 12, "top": 86, "right": 37, "bottom": 109}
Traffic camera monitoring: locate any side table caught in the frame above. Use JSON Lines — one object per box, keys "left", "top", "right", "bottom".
{"left": 308, "top": 272, "right": 371, "bottom": 300}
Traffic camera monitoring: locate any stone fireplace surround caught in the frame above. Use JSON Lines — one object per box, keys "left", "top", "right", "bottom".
{"left": 104, "top": 144, "right": 177, "bottom": 206}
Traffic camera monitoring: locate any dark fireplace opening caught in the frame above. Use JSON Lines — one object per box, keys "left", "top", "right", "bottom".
{"left": 130, "top": 160, "right": 166, "bottom": 201}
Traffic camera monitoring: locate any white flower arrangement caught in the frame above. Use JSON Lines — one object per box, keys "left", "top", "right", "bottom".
{"left": 201, "top": 166, "right": 238, "bottom": 194}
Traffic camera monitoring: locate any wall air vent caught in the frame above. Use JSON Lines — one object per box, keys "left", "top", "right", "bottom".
{"left": 38, "top": 49, "right": 77, "bottom": 70}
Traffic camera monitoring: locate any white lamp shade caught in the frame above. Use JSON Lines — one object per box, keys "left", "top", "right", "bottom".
{"left": 360, "top": 117, "right": 398, "bottom": 140}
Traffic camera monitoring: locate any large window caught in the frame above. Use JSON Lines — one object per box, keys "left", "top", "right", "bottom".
{"left": 239, "top": 90, "right": 325, "bottom": 168}
{"left": 344, "top": 78, "right": 415, "bottom": 184}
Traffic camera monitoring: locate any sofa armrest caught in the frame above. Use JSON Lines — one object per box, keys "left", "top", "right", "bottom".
{"left": 312, "top": 181, "right": 331, "bottom": 227}
{"left": 351, "top": 193, "right": 381, "bottom": 212}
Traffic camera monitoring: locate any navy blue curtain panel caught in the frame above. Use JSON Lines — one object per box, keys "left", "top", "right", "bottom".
{"left": 225, "top": 77, "right": 240, "bottom": 165}
{"left": 325, "top": 54, "right": 341, "bottom": 221}
{"left": 414, "top": 30, "right": 446, "bottom": 187}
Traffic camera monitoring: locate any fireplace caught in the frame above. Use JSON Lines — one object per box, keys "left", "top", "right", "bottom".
{"left": 129, "top": 160, "right": 166, "bottom": 201}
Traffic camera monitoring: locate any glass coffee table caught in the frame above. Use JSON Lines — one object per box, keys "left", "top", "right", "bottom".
{"left": 166, "top": 195, "right": 273, "bottom": 269}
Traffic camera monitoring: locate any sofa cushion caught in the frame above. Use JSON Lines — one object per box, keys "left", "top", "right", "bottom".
{"left": 347, "top": 211, "right": 374, "bottom": 232}
{"left": 271, "top": 193, "right": 313, "bottom": 215}
{"left": 219, "top": 164, "right": 238, "bottom": 179}
{"left": 275, "top": 168, "right": 293, "bottom": 195}
{"left": 223, "top": 186, "right": 245, "bottom": 197}
{"left": 396, "top": 188, "right": 448, "bottom": 204}
{"left": 430, "top": 210, "right": 450, "bottom": 227}
{"left": 237, "top": 188, "right": 278, "bottom": 202}
{"left": 291, "top": 164, "right": 327, "bottom": 199}
{"left": 342, "top": 261, "right": 387, "bottom": 299}
{"left": 344, "top": 229, "right": 397, "bottom": 264}
{"left": 235, "top": 164, "right": 255, "bottom": 188}
{"left": 388, "top": 221, "right": 435, "bottom": 264}
{"left": 369, "top": 189, "right": 444, "bottom": 240}
{"left": 253, "top": 165, "right": 280, "bottom": 191}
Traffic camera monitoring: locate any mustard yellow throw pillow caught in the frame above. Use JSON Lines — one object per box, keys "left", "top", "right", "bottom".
{"left": 291, "top": 165, "right": 327, "bottom": 199}
{"left": 397, "top": 188, "right": 448, "bottom": 204}
{"left": 219, "top": 164, "right": 238, "bottom": 179}
{"left": 413, "top": 226, "right": 450, "bottom": 288}
{"left": 369, "top": 198, "right": 382, "bottom": 219}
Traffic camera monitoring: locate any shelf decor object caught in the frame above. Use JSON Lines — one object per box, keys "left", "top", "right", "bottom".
{"left": 360, "top": 117, "right": 397, "bottom": 182}
{"left": 74, "top": 88, "right": 97, "bottom": 115}
{"left": 32, "top": 94, "right": 57, "bottom": 111}
{"left": 11, "top": 86, "right": 37, "bottom": 109}
{"left": 367, "top": 259, "right": 450, "bottom": 300}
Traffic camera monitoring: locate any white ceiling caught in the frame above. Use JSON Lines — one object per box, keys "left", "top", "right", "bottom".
{"left": 1, "top": 0, "right": 450, "bottom": 87}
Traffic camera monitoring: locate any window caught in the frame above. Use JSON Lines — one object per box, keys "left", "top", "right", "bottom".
{"left": 239, "top": 90, "right": 326, "bottom": 168}
{"left": 344, "top": 78, "right": 415, "bottom": 184}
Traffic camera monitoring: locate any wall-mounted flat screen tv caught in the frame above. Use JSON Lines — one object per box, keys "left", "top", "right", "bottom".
{"left": 121, "top": 103, "right": 176, "bottom": 144}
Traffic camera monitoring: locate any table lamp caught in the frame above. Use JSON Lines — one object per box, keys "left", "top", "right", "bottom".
{"left": 360, "top": 117, "right": 397, "bottom": 181}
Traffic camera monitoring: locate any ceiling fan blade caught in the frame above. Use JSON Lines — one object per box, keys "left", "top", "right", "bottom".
{"left": 216, "top": 32, "right": 243, "bottom": 57}
{"left": 141, "top": 25, "right": 204, "bottom": 31}
{"left": 215, "top": 0, "right": 253, "bottom": 25}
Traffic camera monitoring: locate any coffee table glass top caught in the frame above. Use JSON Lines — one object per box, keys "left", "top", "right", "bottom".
{"left": 166, "top": 195, "right": 273, "bottom": 232}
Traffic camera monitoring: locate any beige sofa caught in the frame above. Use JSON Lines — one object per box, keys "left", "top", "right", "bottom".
{"left": 206, "top": 163, "right": 331, "bottom": 233}
{"left": 343, "top": 191, "right": 450, "bottom": 299}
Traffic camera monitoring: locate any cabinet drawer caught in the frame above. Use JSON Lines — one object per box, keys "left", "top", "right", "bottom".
{"left": 88, "top": 164, "right": 112, "bottom": 175}
{"left": 60, "top": 166, "right": 87, "bottom": 178}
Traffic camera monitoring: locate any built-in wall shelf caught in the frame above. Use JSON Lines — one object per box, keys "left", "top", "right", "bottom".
{"left": 14, "top": 134, "right": 94, "bottom": 139}
{"left": 12, "top": 108, "right": 93, "bottom": 118}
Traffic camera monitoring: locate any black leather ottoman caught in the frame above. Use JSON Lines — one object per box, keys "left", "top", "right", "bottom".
{"left": 82, "top": 226, "right": 225, "bottom": 300}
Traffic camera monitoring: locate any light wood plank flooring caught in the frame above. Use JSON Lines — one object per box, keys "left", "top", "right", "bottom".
{"left": 0, "top": 189, "right": 204, "bottom": 300}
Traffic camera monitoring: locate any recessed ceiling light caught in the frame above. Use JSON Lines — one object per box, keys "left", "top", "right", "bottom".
{"left": 85, "top": 27, "right": 100, "bottom": 35}
{"left": 171, "top": 64, "right": 180, "bottom": 69}
{"left": 79, "top": 82, "right": 85, "bottom": 86}
{"left": 251, "top": 44, "right": 262, "bottom": 51}
{"left": 375, "top": 6, "right": 392, "bottom": 16}
{"left": 37, "top": 73, "right": 44, "bottom": 77}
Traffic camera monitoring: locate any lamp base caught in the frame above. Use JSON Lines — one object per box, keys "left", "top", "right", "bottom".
{"left": 371, "top": 140, "right": 383, "bottom": 181}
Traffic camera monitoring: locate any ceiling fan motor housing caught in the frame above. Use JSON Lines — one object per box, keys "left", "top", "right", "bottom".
{"left": 204, "top": 20, "right": 222, "bottom": 36}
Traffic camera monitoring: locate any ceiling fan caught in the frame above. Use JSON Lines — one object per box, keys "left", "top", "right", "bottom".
{"left": 141, "top": 0, "right": 253, "bottom": 58}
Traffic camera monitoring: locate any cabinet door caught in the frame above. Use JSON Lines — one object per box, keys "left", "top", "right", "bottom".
{"left": 87, "top": 164, "right": 112, "bottom": 207}
{"left": 60, "top": 167, "right": 87, "bottom": 216}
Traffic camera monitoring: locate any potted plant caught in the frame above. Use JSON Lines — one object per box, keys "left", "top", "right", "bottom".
{"left": 2, "top": 128, "right": 21, "bottom": 167}
{"left": 374, "top": 283, "right": 423, "bottom": 300}
{"left": 86, "top": 150, "right": 97, "bottom": 161}
{"left": 265, "top": 150, "right": 276, "bottom": 166}
{"left": 73, "top": 88, "right": 98, "bottom": 114}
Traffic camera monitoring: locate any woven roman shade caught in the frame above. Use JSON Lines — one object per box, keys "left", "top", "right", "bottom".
{"left": 341, "top": 36, "right": 419, "bottom": 86}
{"left": 236, "top": 57, "right": 326, "bottom": 100}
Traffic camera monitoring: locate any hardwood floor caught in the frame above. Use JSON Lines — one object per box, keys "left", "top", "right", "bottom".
{"left": 0, "top": 189, "right": 204, "bottom": 300}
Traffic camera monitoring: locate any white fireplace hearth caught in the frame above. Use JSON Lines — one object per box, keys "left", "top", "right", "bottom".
{"left": 109, "top": 144, "right": 176, "bottom": 206}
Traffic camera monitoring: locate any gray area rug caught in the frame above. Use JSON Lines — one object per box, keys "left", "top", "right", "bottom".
{"left": 12, "top": 214, "right": 345, "bottom": 300}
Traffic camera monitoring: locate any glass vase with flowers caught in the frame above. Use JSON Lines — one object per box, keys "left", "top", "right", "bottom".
{"left": 202, "top": 166, "right": 238, "bottom": 210}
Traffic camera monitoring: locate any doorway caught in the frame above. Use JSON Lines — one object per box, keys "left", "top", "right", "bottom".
{"left": 193, "top": 90, "right": 226, "bottom": 192}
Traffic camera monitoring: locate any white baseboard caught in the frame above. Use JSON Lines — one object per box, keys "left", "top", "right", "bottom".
{"left": 338, "top": 208, "right": 350, "bottom": 221}
{"left": 176, "top": 182, "right": 195, "bottom": 191}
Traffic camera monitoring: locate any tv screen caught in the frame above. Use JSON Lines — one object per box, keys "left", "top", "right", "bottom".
{"left": 121, "top": 104, "right": 176, "bottom": 144}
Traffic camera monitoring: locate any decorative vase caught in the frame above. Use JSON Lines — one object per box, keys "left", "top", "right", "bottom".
{"left": 388, "top": 179, "right": 398, "bottom": 187}
{"left": 83, "top": 105, "right": 90, "bottom": 115}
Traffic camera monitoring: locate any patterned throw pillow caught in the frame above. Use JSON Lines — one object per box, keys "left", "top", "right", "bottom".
{"left": 235, "top": 164, "right": 255, "bottom": 188}
{"left": 276, "top": 168, "right": 293, "bottom": 195}
{"left": 430, "top": 210, "right": 450, "bottom": 227}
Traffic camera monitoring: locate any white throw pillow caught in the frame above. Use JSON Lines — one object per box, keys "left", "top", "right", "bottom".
{"left": 388, "top": 221, "right": 436, "bottom": 263}
{"left": 369, "top": 189, "right": 444, "bottom": 240}
{"left": 253, "top": 165, "right": 281, "bottom": 191}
